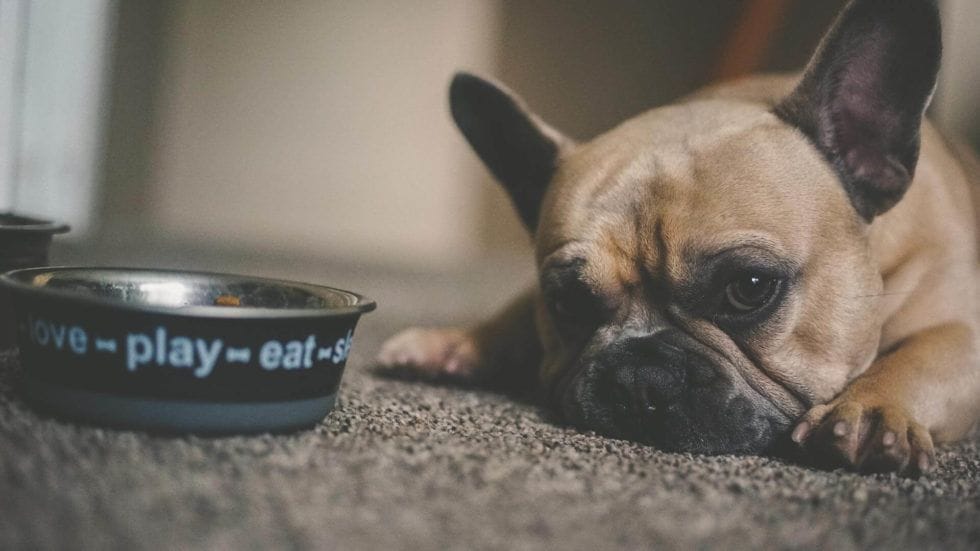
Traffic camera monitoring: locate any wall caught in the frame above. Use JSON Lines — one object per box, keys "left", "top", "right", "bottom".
{"left": 145, "top": 1, "right": 498, "bottom": 268}
{"left": 0, "top": 0, "right": 26, "bottom": 210}
{"left": 0, "top": 0, "right": 114, "bottom": 232}
{"left": 937, "top": 0, "right": 980, "bottom": 145}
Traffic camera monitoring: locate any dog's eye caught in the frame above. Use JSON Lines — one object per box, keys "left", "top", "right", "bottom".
{"left": 549, "top": 288, "right": 601, "bottom": 323}
{"left": 545, "top": 280, "right": 606, "bottom": 336}
{"left": 725, "top": 274, "right": 779, "bottom": 312}
{"left": 542, "top": 259, "right": 608, "bottom": 335}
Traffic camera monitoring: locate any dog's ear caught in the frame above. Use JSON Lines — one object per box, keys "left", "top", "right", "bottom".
{"left": 450, "top": 72, "right": 571, "bottom": 231}
{"left": 776, "top": 0, "right": 942, "bottom": 221}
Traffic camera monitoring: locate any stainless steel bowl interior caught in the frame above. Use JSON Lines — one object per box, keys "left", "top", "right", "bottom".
{"left": 1, "top": 268, "right": 375, "bottom": 315}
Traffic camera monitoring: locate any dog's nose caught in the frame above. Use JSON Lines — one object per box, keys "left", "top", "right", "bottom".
{"left": 602, "top": 334, "right": 688, "bottom": 419}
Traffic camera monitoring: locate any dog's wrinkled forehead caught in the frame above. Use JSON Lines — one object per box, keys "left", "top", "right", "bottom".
{"left": 536, "top": 99, "right": 855, "bottom": 270}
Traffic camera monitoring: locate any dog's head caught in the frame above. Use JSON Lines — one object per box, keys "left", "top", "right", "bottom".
{"left": 450, "top": 0, "right": 942, "bottom": 454}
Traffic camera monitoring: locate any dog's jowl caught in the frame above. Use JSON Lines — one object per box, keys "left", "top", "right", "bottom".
{"left": 378, "top": 0, "right": 980, "bottom": 475}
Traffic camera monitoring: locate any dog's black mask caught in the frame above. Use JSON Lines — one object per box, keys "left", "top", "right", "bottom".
{"left": 557, "top": 329, "right": 792, "bottom": 454}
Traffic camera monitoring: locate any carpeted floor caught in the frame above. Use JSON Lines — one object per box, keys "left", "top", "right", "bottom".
{"left": 1, "top": 244, "right": 979, "bottom": 550}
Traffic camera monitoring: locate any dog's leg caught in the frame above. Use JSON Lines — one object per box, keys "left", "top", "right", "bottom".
{"left": 792, "top": 323, "right": 980, "bottom": 474}
{"left": 376, "top": 289, "right": 541, "bottom": 388}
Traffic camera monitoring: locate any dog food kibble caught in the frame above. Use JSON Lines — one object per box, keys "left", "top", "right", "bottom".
{"left": 214, "top": 295, "right": 242, "bottom": 307}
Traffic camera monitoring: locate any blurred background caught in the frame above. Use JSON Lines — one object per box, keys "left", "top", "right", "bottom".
{"left": 1, "top": 0, "right": 979, "bottom": 324}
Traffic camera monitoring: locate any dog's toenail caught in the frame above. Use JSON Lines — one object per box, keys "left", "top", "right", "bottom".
{"left": 791, "top": 422, "right": 810, "bottom": 444}
{"left": 833, "top": 421, "right": 848, "bottom": 437}
{"left": 917, "top": 453, "right": 931, "bottom": 472}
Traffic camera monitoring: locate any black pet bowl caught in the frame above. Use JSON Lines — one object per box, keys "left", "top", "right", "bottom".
{"left": 0, "top": 267, "right": 375, "bottom": 434}
{"left": 0, "top": 212, "right": 70, "bottom": 270}
{"left": 0, "top": 212, "right": 70, "bottom": 347}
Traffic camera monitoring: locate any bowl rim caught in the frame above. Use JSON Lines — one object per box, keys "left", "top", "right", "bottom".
{"left": 0, "top": 211, "right": 70, "bottom": 234}
{"left": 0, "top": 266, "right": 377, "bottom": 319}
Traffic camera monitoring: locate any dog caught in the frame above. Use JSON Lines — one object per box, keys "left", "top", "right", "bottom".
{"left": 378, "top": 0, "right": 980, "bottom": 474}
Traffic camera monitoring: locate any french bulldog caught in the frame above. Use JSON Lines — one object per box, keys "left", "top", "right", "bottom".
{"left": 378, "top": 0, "right": 980, "bottom": 474}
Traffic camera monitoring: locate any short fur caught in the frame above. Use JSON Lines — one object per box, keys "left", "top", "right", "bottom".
{"left": 378, "top": 0, "right": 980, "bottom": 474}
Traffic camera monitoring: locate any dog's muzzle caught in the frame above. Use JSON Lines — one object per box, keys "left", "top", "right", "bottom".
{"left": 559, "top": 329, "right": 791, "bottom": 454}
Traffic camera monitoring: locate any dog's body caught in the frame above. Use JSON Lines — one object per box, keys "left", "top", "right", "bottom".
{"left": 379, "top": 0, "right": 980, "bottom": 474}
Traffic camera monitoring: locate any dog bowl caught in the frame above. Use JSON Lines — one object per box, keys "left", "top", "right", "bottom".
{"left": 0, "top": 213, "right": 70, "bottom": 348}
{"left": 0, "top": 267, "right": 375, "bottom": 434}
{"left": 0, "top": 212, "right": 70, "bottom": 269}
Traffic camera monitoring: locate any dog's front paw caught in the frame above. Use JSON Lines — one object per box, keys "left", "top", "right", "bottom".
{"left": 376, "top": 327, "right": 482, "bottom": 380}
{"left": 791, "top": 396, "right": 935, "bottom": 475}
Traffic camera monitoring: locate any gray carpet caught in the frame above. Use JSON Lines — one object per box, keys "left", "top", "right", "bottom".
{"left": 1, "top": 245, "right": 979, "bottom": 549}
{"left": 2, "top": 324, "right": 979, "bottom": 550}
